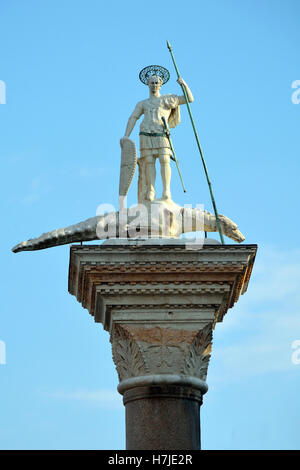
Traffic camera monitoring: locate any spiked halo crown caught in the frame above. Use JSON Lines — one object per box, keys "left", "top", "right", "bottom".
{"left": 139, "top": 65, "right": 170, "bottom": 85}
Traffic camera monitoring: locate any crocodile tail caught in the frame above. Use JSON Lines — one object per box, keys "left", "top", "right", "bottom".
{"left": 12, "top": 216, "right": 101, "bottom": 253}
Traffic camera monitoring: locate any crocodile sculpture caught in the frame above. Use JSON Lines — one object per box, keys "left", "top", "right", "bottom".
{"left": 12, "top": 202, "right": 244, "bottom": 253}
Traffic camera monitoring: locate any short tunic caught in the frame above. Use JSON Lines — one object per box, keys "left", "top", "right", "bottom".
{"left": 130, "top": 94, "right": 184, "bottom": 151}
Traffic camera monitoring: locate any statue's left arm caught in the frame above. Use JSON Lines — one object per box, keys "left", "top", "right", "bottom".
{"left": 177, "top": 77, "right": 194, "bottom": 103}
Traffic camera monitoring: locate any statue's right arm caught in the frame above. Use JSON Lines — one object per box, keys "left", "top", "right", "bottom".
{"left": 121, "top": 102, "right": 143, "bottom": 144}
{"left": 124, "top": 115, "right": 138, "bottom": 138}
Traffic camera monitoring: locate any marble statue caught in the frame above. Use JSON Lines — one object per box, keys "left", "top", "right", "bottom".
{"left": 12, "top": 64, "right": 245, "bottom": 253}
{"left": 120, "top": 66, "right": 193, "bottom": 203}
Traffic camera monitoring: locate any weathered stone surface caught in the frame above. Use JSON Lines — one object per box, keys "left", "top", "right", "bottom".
{"left": 111, "top": 323, "right": 212, "bottom": 382}
{"left": 68, "top": 241, "right": 256, "bottom": 326}
{"left": 12, "top": 204, "right": 245, "bottom": 253}
{"left": 124, "top": 385, "right": 202, "bottom": 450}
{"left": 68, "top": 240, "right": 257, "bottom": 449}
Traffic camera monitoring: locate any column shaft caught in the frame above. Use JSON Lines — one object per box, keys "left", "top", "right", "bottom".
{"left": 124, "top": 385, "right": 202, "bottom": 450}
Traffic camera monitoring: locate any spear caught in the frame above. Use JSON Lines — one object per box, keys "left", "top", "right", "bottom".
{"left": 166, "top": 40, "right": 225, "bottom": 244}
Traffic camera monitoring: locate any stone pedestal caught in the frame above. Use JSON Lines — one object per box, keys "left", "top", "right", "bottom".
{"left": 68, "top": 239, "right": 257, "bottom": 450}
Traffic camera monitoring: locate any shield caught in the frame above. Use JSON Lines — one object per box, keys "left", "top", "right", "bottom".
{"left": 119, "top": 137, "right": 137, "bottom": 197}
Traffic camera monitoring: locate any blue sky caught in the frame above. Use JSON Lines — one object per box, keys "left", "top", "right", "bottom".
{"left": 1, "top": 0, "right": 300, "bottom": 450}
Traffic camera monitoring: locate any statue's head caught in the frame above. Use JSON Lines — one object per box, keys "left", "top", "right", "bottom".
{"left": 147, "top": 75, "right": 163, "bottom": 93}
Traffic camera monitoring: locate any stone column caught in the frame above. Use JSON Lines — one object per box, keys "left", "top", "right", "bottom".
{"left": 68, "top": 240, "right": 257, "bottom": 450}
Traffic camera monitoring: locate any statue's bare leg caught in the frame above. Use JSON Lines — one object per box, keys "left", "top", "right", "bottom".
{"left": 159, "top": 151, "right": 171, "bottom": 200}
{"left": 145, "top": 153, "right": 156, "bottom": 201}
{"left": 137, "top": 157, "right": 147, "bottom": 203}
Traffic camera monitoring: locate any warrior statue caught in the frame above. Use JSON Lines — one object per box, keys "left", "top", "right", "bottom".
{"left": 12, "top": 60, "right": 246, "bottom": 254}
{"left": 120, "top": 65, "right": 192, "bottom": 203}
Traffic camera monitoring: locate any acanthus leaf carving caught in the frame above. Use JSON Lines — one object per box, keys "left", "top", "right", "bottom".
{"left": 111, "top": 324, "right": 148, "bottom": 381}
{"left": 182, "top": 324, "right": 213, "bottom": 381}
